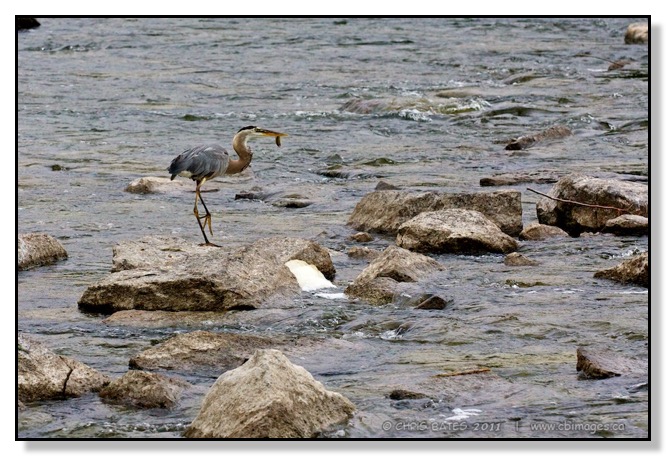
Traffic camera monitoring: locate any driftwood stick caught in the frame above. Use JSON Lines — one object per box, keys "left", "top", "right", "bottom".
{"left": 526, "top": 187, "right": 631, "bottom": 213}
{"left": 434, "top": 368, "right": 491, "bottom": 378}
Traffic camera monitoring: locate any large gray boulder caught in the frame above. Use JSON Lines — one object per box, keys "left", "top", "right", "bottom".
{"left": 78, "top": 236, "right": 334, "bottom": 313}
{"left": 184, "top": 349, "right": 355, "bottom": 438}
{"left": 345, "top": 245, "right": 444, "bottom": 305}
{"left": 348, "top": 189, "right": 522, "bottom": 236}
{"left": 18, "top": 233, "right": 68, "bottom": 271}
{"left": 18, "top": 334, "right": 109, "bottom": 403}
{"left": 536, "top": 174, "right": 648, "bottom": 235}
{"left": 396, "top": 209, "right": 519, "bottom": 254}
{"left": 594, "top": 252, "right": 648, "bottom": 287}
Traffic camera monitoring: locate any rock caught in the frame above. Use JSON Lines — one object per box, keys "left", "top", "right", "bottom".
{"left": 184, "top": 349, "right": 355, "bottom": 438}
{"left": 479, "top": 171, "right": 559, "bottom": 187}
{"left": 375, "top": 181, "right": 400, "bottom": 191}
{"left": 536, "top": 174, "right": 648, "bottom": 235}
{"left": 78, "top": 236, "right": 334, "bottom": 313}
{"left": 576, "top": 347, "right": 647, "bottom": 380}
{"left": 345, "top": 246, "right": 444, "bottom": 305}
{"left": 594, "top": 252, "right": 648, "bottom": 287}
{"left": 349, "top": 232, "right": 373, "bottom": 243}
{"left": 624, "top": 23, "right": 648, "bottom": 44}
{"left": 129, "top": 330, "right": 276, "bottom": 377}
{"left": 396, "top": 209, "right": 519, "bottom": 254}
{"left": 504, "top": 252, "right": 539, "bottom": 266}
{"left": 17, "top": 17, "right": 40, "bottom": 30}
{"left": 125, "top": 176, "right": 192, "bottom": 194}
{"left": 99, "top": 370, "right": 189, "bottom": 409}
{"left": 18, "top": 233, "right": 68, "bottom": 271}
{"left": 396, "top": 293, "right": 452, "bottom": 310}
{"left": 388, "top": 389, "right": 428, "bottom": 400}
{"left": 604, "top": 214, "right": 648, "bottom": 236}
{"left": 349, "top": 189, "right": 522, "bottom": 237}
{"left": 505, "top": 125, "right": 572, "bottom": 150}
{"left": 519, "top": 222, "right": 570, "bottom": 241}
{"left": 18, "top": 334, "right": 109, "bottom": 403}
{"left": 103, "top": 310, "right": 229, "bottom": 328}
{"left": 339, "top": 98, "right": 386, "bottom": 114}
{"left": 347, "top": 246, "right": 381, "bottom": 260}
{"left": 271, "top": 198, "right": 313, "bottom": 208}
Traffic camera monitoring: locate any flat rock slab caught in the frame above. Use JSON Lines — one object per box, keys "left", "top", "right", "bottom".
{"left": 505, "top": 125, "right": 572, "bottom": 151}
{"left": 99, "top": 370, "right": 190, "bottom": 409}
{"left": 345, "top": 245, "right": 444, "bottom": 305}
{"left": 129, "top": 330, "right": 279, "bottom": 377}
{"left": 18, "top": 334, "right": 110, "bottom": 403}
{"left": 397, "top": 209, "right": 519, "bottom": 254}
{"left": 18, "top": 233, "right": 68, "bottom": 271}
{"left": 604, "top": 214, "right": 648, "bottom": 236}
{"left": 480, "top": 171, "right": 560, "bottom": 187}
{"left": 536, "top": 174, "right": 648, "bottom": 235}
{"left": 348, "top": 189, "right": 522, "bottom": 237}
{"left": 78, "top": 236, "right": 335, "bottom": 313}
{"left": 576, "top": 347, "right": 648, "bottom": 380}
{"left": 594, "top": 252, "right": 648, "bottom": 287}
{"left": 184, "top": 349, "right": 355, "bottom": 438}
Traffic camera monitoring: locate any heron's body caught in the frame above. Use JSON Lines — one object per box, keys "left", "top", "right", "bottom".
{"left": 167, "top": 126, "right": 287, "bottom": 246}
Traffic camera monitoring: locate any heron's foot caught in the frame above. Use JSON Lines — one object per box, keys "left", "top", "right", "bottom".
{"left": 199, "top": 242, "right": 222, "bottom": 248}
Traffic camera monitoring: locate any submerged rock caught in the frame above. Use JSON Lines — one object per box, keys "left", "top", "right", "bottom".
{"left": 576, "top": 347, "right": 647, "bottom": 380}
{"left": 479, "top": 171, "right": 559, "bottom": 187}
{"left": 184, "top": 349, "right": 355, "bottom": 438}
{"left": 505, "top": 125, "right": 572, "bottom": 150}
{"left": 18, "top": 334, "right": 109, "bottom": 403}
{"left": 397, "top": 209, "right": 519, "bottom": 254}
{"left": 78, "top": 236, "right": 334, "bottom": 314}
{"left": 504, "top": 252, "right": 539, "bottom": 266}
{"left": 347, "top": 246, "right": 381, "bottom": 260}
{"left": 603, "top": 214, "right": 648, "bottom": 236}
{"left": 594, "top": 252, "right": 648, "bottom": 287}
{"left": 519, "top": 222, "right": 570, "bottom": 241}
{"left": 349, "top": 232, "right": 373, "bottom": 243}
{"left": 345, "top": 245, "right": 444, "bottom": 305}
{"left": 129, "top": 330, "right": 276, "bottom": 376}
{"left": 536, "top": 174, "right": 647, "bottom": 236}
{"left": 349, "top": 189, "right": 522, "bottom": 236}
{"left": 18, "top": 233, "right": 68, "bottom": 271}
{"left": 99, "top": 370, "right": 189, "bottom": 409}
{"left": 624, "top": 23, "right": 648, "bottom": 44}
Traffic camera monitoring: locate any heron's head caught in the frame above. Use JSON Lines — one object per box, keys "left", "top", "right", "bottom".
{"left": 237, "top": 126, "right": 288, "bottom": 146}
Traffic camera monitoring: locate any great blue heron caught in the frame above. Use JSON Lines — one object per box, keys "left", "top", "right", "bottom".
{"left": 168, "top": 125, "right": 288, "bottom": 246}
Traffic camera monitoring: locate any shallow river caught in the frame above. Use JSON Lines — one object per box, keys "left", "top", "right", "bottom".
{"left": 18, "top": 17, "right": 648, "bottom": 439}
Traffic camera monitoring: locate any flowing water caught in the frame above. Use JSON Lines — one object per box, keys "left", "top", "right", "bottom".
{"left": 17, "top": 17, "right": 649, "bottom": 439}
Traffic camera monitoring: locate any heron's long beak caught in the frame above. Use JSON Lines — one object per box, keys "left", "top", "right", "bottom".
{"left": 256, "top": 128, "right": 288, "bottom": 138}
{"left": 257, "top": 128, "right": 288, "bottom": 147}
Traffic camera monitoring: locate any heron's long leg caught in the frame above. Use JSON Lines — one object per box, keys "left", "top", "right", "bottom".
{"left": 193, "top": 179, "right": 213, "bottom": 245}
{"left": 197, "top": 191, "right": 214, "bottom": 236}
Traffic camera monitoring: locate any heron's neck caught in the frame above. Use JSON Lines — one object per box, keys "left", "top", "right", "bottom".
{"left": 227, "top": 136, "right": 253, "bottom": 175}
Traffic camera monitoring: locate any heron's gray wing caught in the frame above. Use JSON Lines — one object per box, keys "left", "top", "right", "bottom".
{"left": 168, "top": 144, "right": 230, "bottom": 181}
